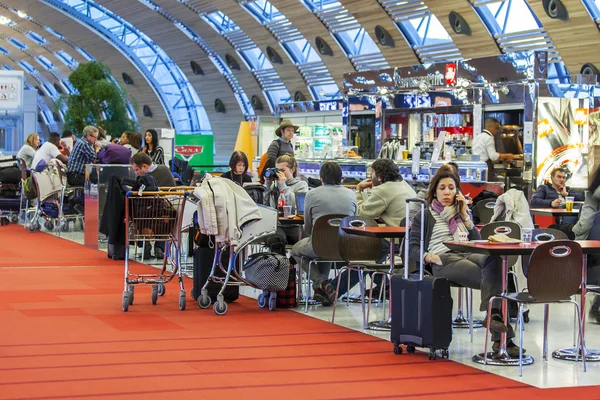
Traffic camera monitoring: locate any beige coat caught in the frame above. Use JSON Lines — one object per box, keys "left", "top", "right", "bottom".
{"left": 356, "top": 180, "right": 417, "bottom": 226}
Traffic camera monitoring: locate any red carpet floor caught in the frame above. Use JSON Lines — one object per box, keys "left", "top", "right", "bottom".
{"left": 0, "top": 225, "right": 598, "bottom": 399}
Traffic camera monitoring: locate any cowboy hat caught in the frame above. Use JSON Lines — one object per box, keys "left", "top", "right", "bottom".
{"left": 275, "top": 120, "right": 299, "bottom": 137}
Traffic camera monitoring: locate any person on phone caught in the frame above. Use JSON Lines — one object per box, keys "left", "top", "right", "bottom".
{"left": 530, "top": 168, "right": 584, "bottom": 209}
{"left": 409, "top": 168, "right": 522, "bottom": 356}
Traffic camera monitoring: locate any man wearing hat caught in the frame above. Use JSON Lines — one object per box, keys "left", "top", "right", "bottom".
{"left": 267, "top": 120, "right": 297, "bottom": 164}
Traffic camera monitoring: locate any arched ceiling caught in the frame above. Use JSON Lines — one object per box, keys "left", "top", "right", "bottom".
{"left": 3, "top": 0, "right": 600, "bottom": 156}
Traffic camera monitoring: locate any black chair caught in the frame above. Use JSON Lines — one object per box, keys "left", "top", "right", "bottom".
{"left": 472, "top": 199, "right": 497, "bottom": 225}
{"left": 299, "top": 214, "right": 348, "bottom": 313}
{"left": 483, "top": 240, "right": 586, "bottom": 376}
{"left": 332, "top": 216, "right": 391, "bottom": 329}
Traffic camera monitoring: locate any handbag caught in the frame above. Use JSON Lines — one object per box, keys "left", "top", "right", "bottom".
{"left": 244, "top": 252, "right": 289, "bottom": 292}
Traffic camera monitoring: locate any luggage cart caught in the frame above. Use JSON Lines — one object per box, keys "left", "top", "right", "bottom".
{"left": 27, "top": 164, "right": 66, "bottom": 232}
{"left": 196, "top": 204, "right": 278, "bottom": 315}
{"left": 121, "top": 190, "right": 189, "bottom": 312}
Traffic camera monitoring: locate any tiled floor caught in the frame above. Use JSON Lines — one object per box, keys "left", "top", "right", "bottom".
{"left": 48, "top": 226, "right": 600, "bottom": 389}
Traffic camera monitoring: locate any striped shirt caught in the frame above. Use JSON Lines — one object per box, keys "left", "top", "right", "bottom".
{"left": 427, "top": 207, "right": 454, "bottom": 256}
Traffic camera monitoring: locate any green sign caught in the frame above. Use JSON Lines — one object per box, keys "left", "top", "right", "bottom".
{"left": 174, "top": 135, "right": 214, "bottom": 168}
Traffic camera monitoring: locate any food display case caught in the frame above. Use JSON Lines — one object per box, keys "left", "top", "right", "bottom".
{"left": 397, "top": 161, "right": 431, "bottom": 184}
{"left": 430, "top": 161, "right": 488, "bottom": 183}
{"left": 297, "top": 158, "right": 369, "bottom": 181}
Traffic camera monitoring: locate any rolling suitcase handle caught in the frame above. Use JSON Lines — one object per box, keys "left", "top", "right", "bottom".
{"left": 404, "top": 198, "right": 426, "bottom": 281}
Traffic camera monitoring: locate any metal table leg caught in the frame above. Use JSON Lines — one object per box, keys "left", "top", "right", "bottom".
{"left": 552, "top": 255, "right": 600, "bottom": 362}
{"left": 367, "top": 238, "right": 394, "bottom": 331}
{"left": 472, "top": 255, "right": 534, "bottom": 366}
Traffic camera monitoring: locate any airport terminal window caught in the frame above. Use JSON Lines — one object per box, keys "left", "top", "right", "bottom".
{"left": 43, "top": 0, "right": 212, "bottom": 134}
{"left": 475, "top": 0, "right": 541, "bottom": 35}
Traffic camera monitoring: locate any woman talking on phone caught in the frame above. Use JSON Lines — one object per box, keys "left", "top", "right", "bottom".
{"left": 409, "top": 168, "right": 522, "bottom": 356}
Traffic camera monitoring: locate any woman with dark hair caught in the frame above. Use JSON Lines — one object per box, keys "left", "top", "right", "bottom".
{"left": 120, "top": 131, "right": 142, "bottom": 156}
{"left": 221, "top": 151, "right": 252, "bottom": 186}
{"left": 355, "top": 158, "right": 417, "bottom": 226}
{"left": 409, "top": 169, "right": 519, "bottom": 355}
{"left": 141, "top": 129, "right": 164, "bottom": 165}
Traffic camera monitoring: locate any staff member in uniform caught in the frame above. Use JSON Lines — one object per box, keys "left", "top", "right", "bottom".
{"left": 472, "top": 118, "right": 515, "bottom": 176}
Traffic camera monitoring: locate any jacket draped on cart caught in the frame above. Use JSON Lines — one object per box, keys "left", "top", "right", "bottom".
{"left": 194, "top": 175, "right": 262, "bottom": 244}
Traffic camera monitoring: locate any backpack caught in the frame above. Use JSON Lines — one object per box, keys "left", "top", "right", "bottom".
{"left": 244, "top": 184, "right": 268, "bottom": 205}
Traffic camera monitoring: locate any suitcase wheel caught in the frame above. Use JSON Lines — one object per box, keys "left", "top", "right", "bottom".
{"left": 428, "top": 351, "right": 436, "bottom": 360}
{"left": 442, "top": 349, "right": 449, "bottom": 359}
{"left": 406, "top": 345, "right": 416, "bottom": 354}
{"left": 393, "top": 346, "right": 402, "bottom": 355}
{"left": 523, "top": 310, "right": 530, "bottom": 323}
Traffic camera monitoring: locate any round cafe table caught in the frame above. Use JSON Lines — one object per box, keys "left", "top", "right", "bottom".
{"left": 340, "top": 226, "right": 406, "bottom": 331}
{"left": 444, "top": 240, "right": 600, "bottom": 366}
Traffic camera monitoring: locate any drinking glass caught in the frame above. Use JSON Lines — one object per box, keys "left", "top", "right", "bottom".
{"left": 521, "top": 227, "right": 533, "bottom": 245}
{"left": 565, "top": 196, "right": 574, "bottom": 212}
{"left": 283, "top": 205, "right": 293, "bottom": 218}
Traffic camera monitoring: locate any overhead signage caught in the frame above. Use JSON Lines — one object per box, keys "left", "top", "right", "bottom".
{"left": 318, "top": 101, "right": 339, "bottom": 111}
{"left": 396, "top": 74, "right": 444, "bottom": 89}
{"left": 445, "top": 63, "right": 457, "bottom": 86}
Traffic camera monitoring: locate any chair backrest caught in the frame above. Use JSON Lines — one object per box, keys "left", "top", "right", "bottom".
{"left": 480, "top": 221, "right": 521, "bottom": 241}
{"left": 532, "top": 228, "right": 568, "bottom": 242}
{"left": 527, "top": 241, "right": 582, "bottom": 302}
{"left": 18, "top": 158, "right": 27, "bottom": 181}
{"left": 312, "top": 214, "right": 348, "bottom": 261}
{"left": 338, "top": 216, "right": 381, "bottom": 263}
{"left": 472, "top": 199, "right": 497, "bottom": 224}
{"left": 521, "top": 228, "right": 568, "bottom": 277}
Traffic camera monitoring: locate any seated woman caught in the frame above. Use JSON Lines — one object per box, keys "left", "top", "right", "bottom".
{"left": 119, "top": 131, "right": 142, "bottom": 156}
{"left": 17, "top": 133, "right": 40, "bottom": 168}
{"left": 410, "top": 168, "right": 521, "bottom": 356}
{"left": 221, "top": 150, "right": 252, "bottom": 186}
{"left": 264, "top": 154, "right": 308, "bottom": 248}
{"left": 335, "top": 159, "right": 417, "bottom": 298}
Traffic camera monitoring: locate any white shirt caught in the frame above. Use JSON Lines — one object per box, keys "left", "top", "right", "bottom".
{"left": 32, "top": 142, "right": 60, "bottom": 169}
{"left": 471, "top": 130, "right": 499, "bottom": 162}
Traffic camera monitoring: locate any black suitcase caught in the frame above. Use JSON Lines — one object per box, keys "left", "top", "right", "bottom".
{"left": 191, "top": 241, "right": 239, "bottom": 303}
{"left": 391, "top": 198, "right": 453, "bottom": 360}
{"left": 0, "top": 197, "right": 20, "bottom": 212}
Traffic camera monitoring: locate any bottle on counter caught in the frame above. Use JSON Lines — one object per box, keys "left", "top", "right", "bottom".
{"left": 277, "top": 190, "right": 286, "bottom": 217}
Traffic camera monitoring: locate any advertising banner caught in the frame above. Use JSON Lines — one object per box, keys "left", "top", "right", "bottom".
{"left": 174, "top": 135, "right": 214, "bottom": 169}
{"left": 536, "top": 97, "right": 589, "bottom": 187}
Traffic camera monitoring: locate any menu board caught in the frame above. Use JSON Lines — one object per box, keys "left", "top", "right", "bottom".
{"left": 0, "top": 71, "right": 23, "bottom": 110}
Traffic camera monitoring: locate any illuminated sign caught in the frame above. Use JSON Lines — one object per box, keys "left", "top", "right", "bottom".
{"left": 318, "top": 101, "right": 339, "bottom": 111}
{"left": 445, "top": 63, "right": 457, "bottom": 86}
{"left": 396, "top": 74, "right": 443, "bottom": 89}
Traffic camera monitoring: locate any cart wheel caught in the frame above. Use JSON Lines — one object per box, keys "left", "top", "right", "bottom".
{"left": 190, "top": 287, "right": 196, "bottom": 300}
{"left": 28, "top": 223, "right": 36, "bottom": 232}
{"left": 429, "top": 351, "right": 437, "bottom": 360}
{"left": 214, "top": 301, "right": 228, "bottom": 316}
{"left": 151, "top": 286, "right": 158, "bottom": 305}
{"left": 197, "top": 294, "right": 211, "bottom": 309}
{"left": 128, "top": 286, "right": 134, "bottom": 305}
{"left": 122, "top": 292, "right": 129, "bottom": 312}
{"left": 10, "top": 215, "right": 18, "bottom": 224}
{"left": 179, "top": 291, "right": 186, "bottom": 311}
{"left": 523, "top": 310, "right": 530, "bottom": 323}
{"left": 406, "top": 345, "right": 416, "bottom": 354}
{"left": 61, "top": 221, "right": 70, "bottom": 232}
{"left": 0, "top": 218, "right": 7, "bottom": 226}
{"left": 393, "top": 346, "right": 403, "bottom": 355}
{"left": 442, "top": 349, "right": 449, "bottom": 359}
{"left": 44, "top": 220, "right": 54, "bottom": 231}
{"left": 257, "top": 293, "right": 267, "bottom": 308}
{"left": 35, "top": 222, "right": 41, "bottom": 231}
{"left": 268, "top": 297, "right": 276, "bottom": 311}
{"left": 157, "top": 284, "right": 166, "bottom": 297}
